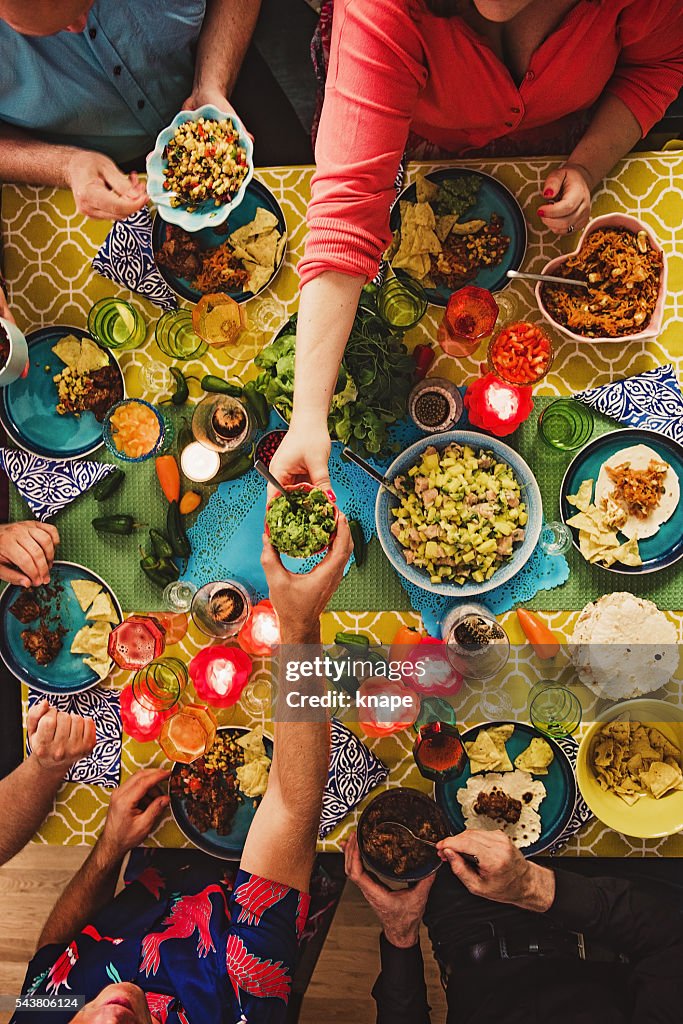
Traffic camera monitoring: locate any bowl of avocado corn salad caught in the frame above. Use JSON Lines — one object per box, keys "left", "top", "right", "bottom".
{"left": 376, "top": 431, "right": 542, "bottom": 597}
{"left": 265, "top": 483, "right": 339, "bottom": 559}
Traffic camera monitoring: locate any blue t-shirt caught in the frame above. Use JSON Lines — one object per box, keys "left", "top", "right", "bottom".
{"left": 0, "top": 0, "right": 207, "bottom": 163}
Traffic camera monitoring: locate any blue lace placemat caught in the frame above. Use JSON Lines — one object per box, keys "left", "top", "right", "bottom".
{"left": 184, "top": 410, "right": 569, "bottom": 625}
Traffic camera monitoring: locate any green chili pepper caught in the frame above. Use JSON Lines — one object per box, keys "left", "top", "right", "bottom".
{"left": 141, "top": 555, "right": 179, "bottom": 588}
{"left": 334, "top": 631, "right": 370, "bottom": 649}
{"left": 201, "top": 375, "right": 243, "bottom": 397}
{"left": 149, "top": 528, "right": 174, "bottom": 560}
{"left": 212, "top": 450, "right": 254, "bottom": 483}
{"left": 92, "top": 514, "right": 142, "bottom": 536}
{"left": 92, "top": 468, "right": 125, "bottom": 501}
{"left": 167, "top": 500, "right": 191, "bottom": 558}
{"left": 348, "top": 519, "right": 367, "bottom": 568}
{"left": 166, "top": 366, "right": 190, "bottom": 406}
{"left": 243, "top": 381, "right": 269, "bottom": 430}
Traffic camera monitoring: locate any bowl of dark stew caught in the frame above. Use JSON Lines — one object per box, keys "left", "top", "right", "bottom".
{"left": 358, "top": 787, "right": 451, "bottom": 885}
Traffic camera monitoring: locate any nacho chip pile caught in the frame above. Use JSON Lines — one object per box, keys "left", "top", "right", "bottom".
{"left": 70, "top": 579, "right": 118, "bottom": 680}
{"left": 591, "top": 720, "right": 683, "bottom": 804}
{"left": 567, "top": 478, "right": 642, "bottom": 567}
{"left": 227, "top": 208, "right": 286, "bottom": 294}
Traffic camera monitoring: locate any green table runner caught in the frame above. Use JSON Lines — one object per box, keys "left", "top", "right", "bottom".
{"left": 9, "top": 401, "right": 683, "bottom": 612}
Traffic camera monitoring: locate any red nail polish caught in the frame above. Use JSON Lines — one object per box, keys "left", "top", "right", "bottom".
{"left": 326, "top": 488, "right": 337, "bottom": 502}
{"left": 543, "top": 188, "right": 554, "bottom": 198}
{"left": 538, "top": 209, "right": 546, "bottom": 218}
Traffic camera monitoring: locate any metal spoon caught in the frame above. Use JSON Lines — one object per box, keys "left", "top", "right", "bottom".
{"left": 254, "top": 459, "right": 295, "bottom": 507}
{"left": 382, "top": 821, "right": 480, "bottom": 868}
{"left": 342, "top": 448, "right": 401, "bottom": 498}
{"left": 506, "top": 269, "right": 589, "bottom": 290}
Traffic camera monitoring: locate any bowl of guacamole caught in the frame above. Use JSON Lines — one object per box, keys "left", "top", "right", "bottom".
{"left": 265, "top": 484, "right": 338, "bottom": 559}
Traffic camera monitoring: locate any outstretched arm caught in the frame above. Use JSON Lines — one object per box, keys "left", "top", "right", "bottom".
{"left": 0, "top": 701, "right": 96, "bottom": 866}
{"left": 183, "top": 0, "right": 262, "bottom": 117}
{"left": 240, "top": 517, "right": 353, "bottom": 892}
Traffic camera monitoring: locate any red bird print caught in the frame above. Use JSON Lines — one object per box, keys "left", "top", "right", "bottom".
{"left": 295, "top": 892, "right": 310, "bottom": 941}
{"left": 226, "top": 934, "right": 292, "bottom": 1003}
{"left": 145, "top": 992, "right": 174, "bottom": 1023}
{"left": 136, "top": 867, "right": 166, "bottom": 899}
{"left": 233, "top": 877, "right": 289, "bottom": 927}
{"left": 140, "top": 884, "right": 227, "bottom": 977}
{"left": 45, "top": 927, "right": 124, "bottom": 994}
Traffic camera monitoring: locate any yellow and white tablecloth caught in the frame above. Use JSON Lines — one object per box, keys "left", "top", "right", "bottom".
{"left": 2, "top": 153, "right": 683, "bottom": 857}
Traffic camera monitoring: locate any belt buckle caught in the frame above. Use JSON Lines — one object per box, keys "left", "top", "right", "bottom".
{"left": 572, "top": 931, "right": 586, "bottom": 960}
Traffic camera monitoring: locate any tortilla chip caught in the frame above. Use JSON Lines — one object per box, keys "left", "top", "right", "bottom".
{"left": 77, "top": 338, "right": 109, "bottom": 373}
{"left": 612, "top": 537, "right": 642, "bottom": 566}
{"left": 464, "top": 730, "right": 503, "bottom": 774}
{"left": 415, "top": 172, "right": 439, "bottom": 204}
{"left": 435, "top": 214, "right": 458, "bottom": 242}
{"left": 514, "top": 737, "right": 554, "bottom": 775}
{"left": 87, "top": 591, "right": 118, "bottom": 623}
{"left": 52, "top": 335, "right": 83, "bottom": 369}
{"left": 70, "top": 622, "right": 111, "bottom": 656}
{"left": 236, "top": 727, "right": 267, "bottom": 764}
{"left": 566, "top": 511, "right": 602, "bottom": 537}
{"left": 450, "top": 219, "right": 486, "bottom": 235}
{"left": 568, "top": 479, "right": 593, "bottom": 513}
{"left": 84, "top": 656, "right": 112, "bottom": 681}
{"left": 244, "top": 261, "right": 273, "bottom": 293}
{"left": 70, "top": 579, "right": 102, "bottom": 613}
{"left": 640, "top": 761, "right": 683, "bottom": 799}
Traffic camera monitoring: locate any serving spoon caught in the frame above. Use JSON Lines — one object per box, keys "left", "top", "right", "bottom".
{"left": 381, "top": 821, "right": 480, "bottom": 868}
{"left": 342, "top": 448, "right": 401, "bottom": 499}
{"left": 254, "top": 459, "right": 295, "bottom": 508}
{"left": 506, "top": 268, "right": 590, "bottom": 290}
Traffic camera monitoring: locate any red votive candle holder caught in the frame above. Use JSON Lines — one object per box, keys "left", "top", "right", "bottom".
{"left": 189, "top": 644, "right": 253, "bottom": 708}
{"left": 238, "top": 599, "right": 281, "bottom": 656}
{"left": 120, "top": 682, "right": 174, "bottom": 743}
{"left": 357, "top": 677, "right": 419, "bottom": 738}
{"left": 437, "top": 286, "right": 499, "bottom": 357}
{"left": 463, "top": 372, "right": 533, "bottom": 436}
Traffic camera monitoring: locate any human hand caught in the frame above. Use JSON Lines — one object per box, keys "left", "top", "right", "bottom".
{"left": 182, "top": 85, "right": 245, "bottom": 128}
{"left": 437, "top": 830, "right": 555, "bottom": 912}
{"left": 66, "top": 150, "right": 148, "bottom": 221}
{"left": 71, "top": 982, "right": 155, "bottom": 1024}
{"left": 100, "top": 768, "right": 171, "bottom": 860}
{"left": 537, "top": 164, "right": 593, "bottom": 235}
{"left": 344, "top": 831, "right": 435, "bottom": 948}
{"left": 0, "top": 521, "right": 59, "bottom": 587}
{"left": 0, "top": 284, "right": 15, "bottom": 325}
{"left": 261, "top": 514, "right": 353, "bottom": 642}
{"left": 268, "top": 419, "right": 332, "bottom": 499}
{"left": 28, "top": 699, "right": 97, "bottom": 774}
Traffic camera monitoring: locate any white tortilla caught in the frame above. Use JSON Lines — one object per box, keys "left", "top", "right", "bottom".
{"left": 457, "top": 770, "right": 545, "bottom": 849}
{"left": 595, "top": 444, "right": 679, "bottom": 540}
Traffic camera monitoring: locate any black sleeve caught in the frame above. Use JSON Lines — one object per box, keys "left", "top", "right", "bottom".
{"left": 546, "top": 869, "right": 683, "bottom": 1023}
{"left": 372, "top": 932, "right": 432, "bottom": 1024}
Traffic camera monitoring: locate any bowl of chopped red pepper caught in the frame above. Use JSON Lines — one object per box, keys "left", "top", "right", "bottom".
{"left": 487, "top": 321, "right": 554, "bottom": 387}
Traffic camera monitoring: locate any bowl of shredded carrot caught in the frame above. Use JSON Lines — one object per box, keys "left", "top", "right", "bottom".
{"left": 535, "top": 214, "right": 667, "bottom": 344}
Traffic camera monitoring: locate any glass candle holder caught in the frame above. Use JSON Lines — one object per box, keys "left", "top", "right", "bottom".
{"left": 163, "top": 580, "right": 197, "bottom": 613}
{"left": 189, "top": 644, "right": 253, "bottom": 708}
{"left": 529, "top": 684, "right": 582, "bottom": 738}
{"left": 377, "top": 276, "right": 428, "bottom": 330}
{"left": 540, "top": 521, "right": 573, "bottom": 556}
{"left": 241, "top": 676, "right": 273, "bottom": 717}
{"left": 413, "top": 721, "right": 468, "bottom": 783}
{"left": 120, "top": 682, "right": 174, "bottom": 743}
{"left": 538, "top": 399, "right": 594, "bottom": 451}
{"left": 192, "top": 580, "right": 253, "bottom": 640}
{"left": 108, "top": 615, "right": 167, "bottom": 671}
{"left": 159, "top": 703, "right": 218, "bottom": 763}
{"left": 441, "top": 603, "right": 510, "bottom": 681}
{"left": 437, "top": 285, "right": 499, "bottom": 356}
{"left": 238, "top": 599, "right": 281, "bottom": 655}
{"left": 132, "top": 657, "right": 188, "bottom": 712}
{"left": 408, "top": 377, "right": 463, "bottom": 433}
{"left": 180, "top": 441, "right": 221, "bottom": 483}
{"left": 155, "top": 309, "right": 208, "bottom": 360}
{"left": 140, "top": 361, "right": 172, "bottom": 394}
{"left": 192, "top": 393, "right": 254, "bottom": 454}
{"left": 88, "top": 298, "right": 146, "bottom": 350}
{"left": 463, "top": 373, "right": 534, "bottom": 437}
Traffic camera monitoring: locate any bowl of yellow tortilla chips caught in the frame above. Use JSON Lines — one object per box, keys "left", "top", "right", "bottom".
{"left": 576, "top": 699, "right": 683, "bottom": 838}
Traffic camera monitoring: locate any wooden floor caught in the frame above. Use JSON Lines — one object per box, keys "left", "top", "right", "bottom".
{"left": 0, "top": 847, "right": 447, "bottom": 1024}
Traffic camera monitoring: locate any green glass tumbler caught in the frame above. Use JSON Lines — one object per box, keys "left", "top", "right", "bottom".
{"left": 538, "top": 399, "right": 594, "bottom": 451}
{"left": 377, "top": 276, "right": 428, "bottom": 330}
{"left": 88, "top": 298, "right": 146, "bottom": 351}
{"left": 529, "top": 684, "right": 582, "bottom": 739}
{"left": 155, "top": 309, "right": 208, "bottom": 360}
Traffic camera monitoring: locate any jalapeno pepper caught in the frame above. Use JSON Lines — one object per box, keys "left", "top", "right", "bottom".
{"left": 334, "top": 631, "right": 370, "bottom": 649}
{"left": 243, "top": 381, "right": 269, "bottom": 430}
{"left": 200, "top": 375, "right": 243, "bottom": 397}
{"left": 349, "top": 519, "right": 367, "bottom": 567}
{"left": 167, "top": 500, "right": 191, "bottom": 558}
{"left": 92, "top": 468, "right": 125, "bottom": 501}
{"left": 140, "top": 554, "right": 180, "bottom": 588}
{"left": 92, "top": 514, "right": 142, "bottom": 536}
{"left": 166, "top": 366, "right": 190, "bottom": 406}
{"left": 212, "top": 450, "right": 254, "bottom": 483}
{"left": 149, "top": 528, "right": 174, "bottom": 560}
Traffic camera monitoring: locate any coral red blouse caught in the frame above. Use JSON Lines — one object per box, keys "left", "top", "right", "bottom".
{"left": 300, "top": 0, "right": 683, "bottom": 285}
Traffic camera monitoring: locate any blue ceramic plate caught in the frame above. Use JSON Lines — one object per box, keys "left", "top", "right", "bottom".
{"left": 435, "top": 722, "right": 577, "bottom": 857}
{"left": 376, "top": 430, "right": 543, "bottom": 597}
{"left": 560, "top": 428, "right": 683, "bottom": 574}
{"left": 0, "top": 561, "right": 122, "bottom": 696}
{"left": 170, "top": 726, "right": 274, "bottom": 860}
{"left": 389, "top": 168, "right": 527, "bottom": 306}
{"left": 146, "top": 105, "right": 254, "bottom": 232}
{"left": 152, "top": 178, "right": 287, "bottom": 304}
{"left": 0, "top": 327, "right": 123, "bottom": 460}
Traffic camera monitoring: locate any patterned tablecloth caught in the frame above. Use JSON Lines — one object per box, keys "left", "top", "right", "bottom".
{"left": 2, "top": 153, "right": 683, "bottom": 857}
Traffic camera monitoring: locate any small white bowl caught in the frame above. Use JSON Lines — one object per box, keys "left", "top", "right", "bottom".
{"left": 0, "top": 318, "right": 29, "bottom": 387}
{"left": 535, "top": 213, "right": 667, "bottom": 344}
{"left": 146, "top": 104, "right": 254, "bottom": 233}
